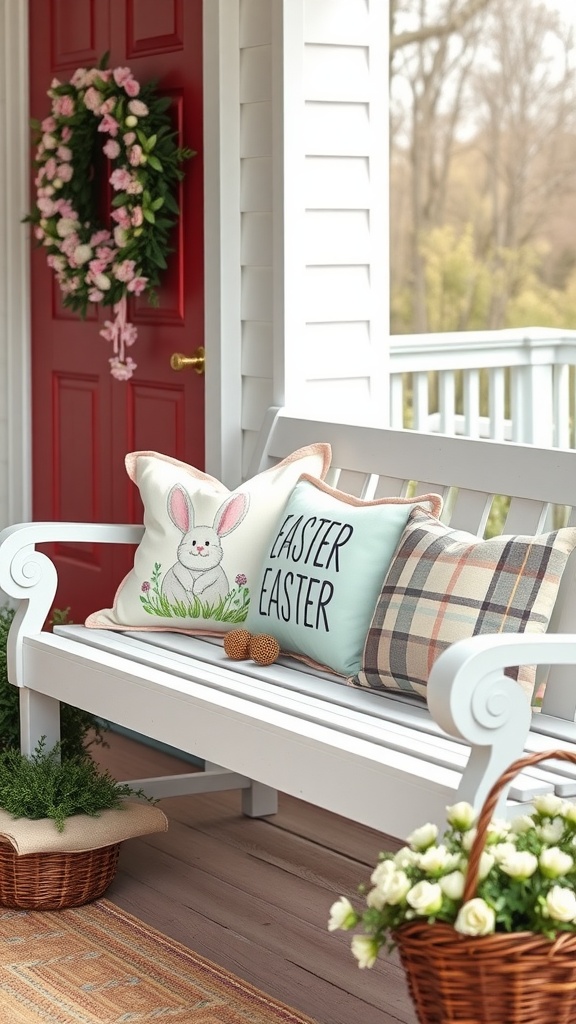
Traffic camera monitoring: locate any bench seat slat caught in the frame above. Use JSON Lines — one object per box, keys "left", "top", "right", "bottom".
{"left": 54, "top": 627, "right": 553, "bottom": 804}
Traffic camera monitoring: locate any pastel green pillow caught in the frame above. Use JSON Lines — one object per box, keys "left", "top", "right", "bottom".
{"left": 245, "top": 476, "right": 442, "bottom": 676}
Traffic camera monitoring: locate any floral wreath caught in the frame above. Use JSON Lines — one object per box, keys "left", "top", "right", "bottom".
{"left": 26, "top": 55, "right": 194, "bottom": 380}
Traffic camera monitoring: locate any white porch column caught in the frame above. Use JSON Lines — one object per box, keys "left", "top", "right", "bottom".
{"left": 0, "top": 0, "right": 32, "bottom": 531}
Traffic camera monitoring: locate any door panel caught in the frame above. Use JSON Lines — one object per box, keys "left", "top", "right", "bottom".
{"left": 29, "top": 0, "right": 204, "bottom": 623}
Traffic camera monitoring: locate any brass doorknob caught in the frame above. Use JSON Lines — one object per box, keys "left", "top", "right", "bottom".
{"left": 170, "top": 347, "right": 205, "bottom": 374}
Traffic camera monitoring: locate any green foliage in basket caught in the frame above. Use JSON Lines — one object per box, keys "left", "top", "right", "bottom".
{"left": 0, "top": 603, "right": 107, "bottom": 758}
{"left": 328, "top": 798, "right": 576, "bottom": 967}
{"left": 0, "top": 737, "right": 151, "bottom": 832}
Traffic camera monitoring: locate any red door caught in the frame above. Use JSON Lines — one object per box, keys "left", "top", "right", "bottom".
{"left": 28, "top": 0, "right": 204, "bottom": 623}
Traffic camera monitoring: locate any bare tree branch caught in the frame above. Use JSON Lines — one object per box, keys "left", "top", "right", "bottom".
{"left": 392, "top": 0, "right": 495, "bottom": 54}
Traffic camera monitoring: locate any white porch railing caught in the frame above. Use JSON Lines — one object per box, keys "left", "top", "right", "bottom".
{"left": 389, "top": 327, "right": 576, "bottom": 449}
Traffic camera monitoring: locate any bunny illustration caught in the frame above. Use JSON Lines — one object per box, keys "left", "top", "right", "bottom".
{"left": 161, "top": 484, "right": 249, "bottom": 608}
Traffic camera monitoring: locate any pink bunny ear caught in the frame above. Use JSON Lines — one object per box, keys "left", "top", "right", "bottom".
{"left": 214, "top": 492, "right": 249, "bottom": 537}
{"left": 167, "top": 484, "right": 193, "bottom": 533}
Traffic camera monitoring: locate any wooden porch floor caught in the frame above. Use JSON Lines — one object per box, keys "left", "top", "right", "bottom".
{"left": 94, "top": 731, "right": 417, "bottom": 1024}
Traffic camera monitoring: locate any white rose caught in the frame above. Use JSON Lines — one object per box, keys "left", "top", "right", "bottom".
{"left": 327, "top": 897, "right": 357, "bottom": 932}
{"left": 545, "top": 885, "right": 576, "bottom": 923}
{"left": 73, "top": 244, "right": 93, "bottom": 266}
{"left": 446, "top": 802, "right": 476, "bottom": 830}
{"left": 510, "top": 814, "right": 535, "bottom": 835}
{"left": 498, "top": 850, "right": 538, "bottom": 880}
{"left": 351, "top": 934, "right": 379, "bottom": 969}
{"left": 562, "top": 805, "right": 576, "bottom": 826}
{"left": 533, "top": 794, "right": 566, "bottom": 818}
{"left": 486, "top": 819, "right": 511, "bottom": 843}
{"left": 418, "top": 844, "right": 460, "bottom": 875}
{"left": 394, "top": 846, "right": 421, "bottom": 869}
{"left": 538, "top": 818, "right": 565, "bottom": 844}
{"left": 461, "top": 828, "right": 478, "bottom": 852}
{"left": 370, "top": 859, "right": 396, "bottom": 886}
{"left": 406, "top": 880, "right": 443, "bottom": 916}
{"left": 114, "top": 226, "right": 128, "bottom": 248}
{"left": 491, "top": 842, "right": 518, "bottom": 864}
{"left": 368, "top": 869, "right": 411, "bottom": 909}
{"left": 439, "top": 870, "right": 465, "bottom": 901}
{"left": 92, "top": 273, "right": 112, "bottom": 291}
{"left": 539, "top": 848, "right": 574, "bottom": 879}
{"left": 455, "top": 898, "right": 496, "bottom": 936}
{"left": 478, "top": 851, "right": 495, "bottom": 881}
{"left": 406, "top": 823, "right": 438, "bottom": 851}
{"left": 56, "top": 217, "right": 79, "bottom": 238}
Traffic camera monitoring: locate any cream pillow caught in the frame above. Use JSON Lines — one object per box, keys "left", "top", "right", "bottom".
{"left": 86, "top": 444, "right": 331, "bottom": 634}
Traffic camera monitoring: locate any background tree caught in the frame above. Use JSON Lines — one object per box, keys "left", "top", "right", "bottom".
{"left": 391, "top": 0, "right": 576, "bottom": 334}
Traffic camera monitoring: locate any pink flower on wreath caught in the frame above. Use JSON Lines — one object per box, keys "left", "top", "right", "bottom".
{"left": 128, "top": 145, "right": 145, "bottom": 167}
{"left": 70, "top": 67, "right": 87, "bottom": 88}
{"left": 61, "top": 126, "right": 72, "bottom": 143}
{"left": 55, "top": 198, "right": 77, "bottom": 219}
{"left": 44, "top": 157, "right": 58, "bottom": 180}
{"left": 111, "top": 206, "right": 131, "bottom": 228}
{"left": 127, "top": 276, "right": 148, "bottom": 296}
{"left": 124, "top": 78, "right": 140, "bottom": 98}
{"left": 41, "top": 116, "right": 57, "bottom": 133}
{"left": 109, "top": 167, "right": 132, "bottom": 191}
{"left": 53, "top": 95, "right": 75, "bottom": 118}
{"left": 131, "top": 206, "right": 144, "bottom": 228}
{"left": 95, "top": 244, "right": 115, "bottom": 263}
{"left": 123, "top": 132, "right": 136, "bottom": 147}
{"left": 113, "top": 259, "right": 136, "bottom": 282}
{"left": 57, "top": 145, "right": 72, "bottom": 162}
{"left": 113, "top": 67, "right": 133, "bottom": 89}
{"left": 99, "top": 97, "right": 117, "bottom": 117}
{"left": 83, "top": 87, "right": 102, "bottom": 112}
{"left": 88, "top": 287, "right": 105, "bottom": 302}
{"left": 91, "top": 230, "right": 112, "bottom": 246}
{"left": 98, "top": 114, "right": 119, "bottom": 137}
{"left": 36, "top": 196, "right": 57, "bottom": 216}
{"left": 88, "top": 257, "right": 109, "bottom": 276}
{"left": 125, "top": 178, "right": 143, "bottom": 195}
{"left": 103, "top": 139, "right": 121, "bottom": 159}
{"left": 56, "top": 163, "right": 73, "bottom": 183}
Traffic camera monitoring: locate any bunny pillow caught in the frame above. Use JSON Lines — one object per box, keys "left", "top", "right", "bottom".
{"left": 86, "top": 444, "right": 331, "bottom": 636}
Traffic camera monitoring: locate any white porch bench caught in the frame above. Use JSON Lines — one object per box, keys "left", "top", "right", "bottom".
{"left": 1, "top": 408, "right": 576, "bottom": 839}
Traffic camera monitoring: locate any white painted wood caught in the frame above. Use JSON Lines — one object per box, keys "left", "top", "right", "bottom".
{"left": 3, "top": 411, "right": 576, "bottom": 835}
{"left": 0, "top": 0, "right": 31, "bottom": 536}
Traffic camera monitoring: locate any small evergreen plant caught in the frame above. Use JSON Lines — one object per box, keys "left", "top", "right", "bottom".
{"left": 0, "top": 604, "right": 106, "bottom": 758}
{"left": 0, "top": 736, "right": 149, "bottom": 832}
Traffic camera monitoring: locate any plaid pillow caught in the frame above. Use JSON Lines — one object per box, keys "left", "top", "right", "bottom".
{"left": 351, "top": 507, "right": 576, "bottom": 703}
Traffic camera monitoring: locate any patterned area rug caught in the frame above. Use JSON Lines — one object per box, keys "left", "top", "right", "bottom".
{"left": 0, "top": 899, "right": 318, "bottom": 1023}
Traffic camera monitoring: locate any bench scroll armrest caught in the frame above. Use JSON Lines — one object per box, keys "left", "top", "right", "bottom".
{"left": 0, "top": 522, "right": 144, "bottom": 689}
{"left": 427, "top": 633, "right": 576, "bottom": 815}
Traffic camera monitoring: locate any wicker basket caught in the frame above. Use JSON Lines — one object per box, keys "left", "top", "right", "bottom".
{"left": 394, "top": 749, "right": 576, "bottom": 1024}
{"left": 0, "top": 839, "right": 121, "bottom": 910}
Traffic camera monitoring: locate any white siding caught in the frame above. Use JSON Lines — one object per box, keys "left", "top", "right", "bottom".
{"left": 296, "top": 0, "right": 389, "bottom": 421}
{"left": 238, "top": 0, "right": 276, "bottom": 474}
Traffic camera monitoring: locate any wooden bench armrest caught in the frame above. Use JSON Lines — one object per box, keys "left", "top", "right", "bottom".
{"left": 0, "top": 522, "right": 144, "bottom": 689}
{"left": 429, "top": 634, "right": 576, "bottom": 813}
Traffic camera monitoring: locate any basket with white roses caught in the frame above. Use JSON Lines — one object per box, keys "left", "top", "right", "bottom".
{"left": 328, "top": 750, "right": 576, "bottom": 1024}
